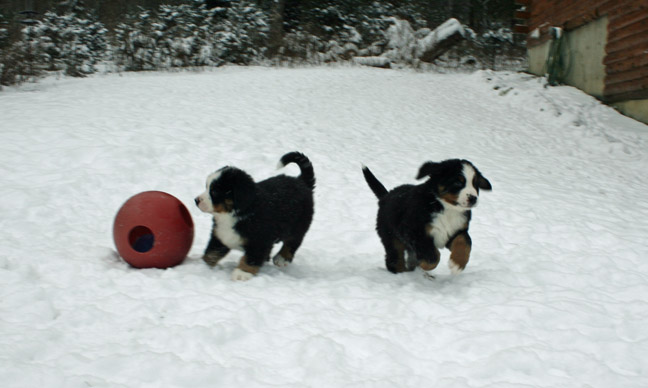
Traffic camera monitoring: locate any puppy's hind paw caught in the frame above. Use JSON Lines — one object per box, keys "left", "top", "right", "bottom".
{"left": 231, "top": 268, "right": 254, "bottom": 281}
{"left": 272, "top": 254, "right": 290, "bottom": 267}
{"left": 202, "top": 253, "right": 223, "bottom": 267}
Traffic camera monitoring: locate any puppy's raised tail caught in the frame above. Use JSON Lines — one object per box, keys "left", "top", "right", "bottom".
{"left": 362, "top": 165, "right": 388, "bottom": 199}
{"left": 279, "top": 152, "right": 316, "bottom": 190}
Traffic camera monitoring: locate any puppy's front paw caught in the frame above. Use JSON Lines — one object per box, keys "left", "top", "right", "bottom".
{"left": 448, "top": 259, "right": 464, "bottom": 275}
{"left": 231, "top": 268, "right": 254, "bottom": 281}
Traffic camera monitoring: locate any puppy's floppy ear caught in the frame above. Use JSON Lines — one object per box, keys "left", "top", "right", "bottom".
{"left": 416, "top": 161, "right": 441, "bottom": 180}
{"left": 231, "top": 172, "right": 257, "bottom": 213}
{"left": 477, "top": 173, "right": 492, "bottom": 191}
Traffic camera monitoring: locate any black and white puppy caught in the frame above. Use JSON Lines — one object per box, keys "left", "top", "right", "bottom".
{"left": 195, "top": 152, "right": 315, "bottom": 281}
{"left": 362, "top": 159, "right": 491, "bottom": 275}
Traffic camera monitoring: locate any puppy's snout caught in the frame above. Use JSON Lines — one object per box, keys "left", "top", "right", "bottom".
{"left": 467, "top": 195, "right": 478, "bottom": 206}
{"left": 194, "top": 197, "right": 201, "bottom": 206}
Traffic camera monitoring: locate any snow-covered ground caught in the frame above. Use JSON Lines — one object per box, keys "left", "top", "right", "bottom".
{"left": 1, "top": 67, "right": 647, "bottom": 387}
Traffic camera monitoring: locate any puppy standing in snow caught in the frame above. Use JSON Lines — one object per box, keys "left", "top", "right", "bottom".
{"left": 362, "top": 159, "right": 491, "bottom": 276}
{"left": 195, "top": 152, "right": 315, "bottom": 281}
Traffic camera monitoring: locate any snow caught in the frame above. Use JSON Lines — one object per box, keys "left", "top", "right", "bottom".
{"left": 369, "top": 17, "right": 465, "bottom": 66}
{"left": 416, "top": 18, "right": 465, "bottom": 56}
{"left": 1, "top": 67, "right": 648, "bottom": 387}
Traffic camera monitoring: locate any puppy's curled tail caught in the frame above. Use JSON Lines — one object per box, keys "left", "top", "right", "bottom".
{"left": 279, "top": 152, "right": 316, "bottom": 190}
{"left": 362, "top": 165, "right": 388, "bottom": 199}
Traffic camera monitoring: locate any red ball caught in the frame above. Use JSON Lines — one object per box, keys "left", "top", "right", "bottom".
{"left": 113, "top": 191, "right": 194, "bottom": 269}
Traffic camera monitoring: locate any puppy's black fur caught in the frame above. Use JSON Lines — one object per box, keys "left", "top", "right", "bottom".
{"left": 363, "top": 159, "right": 491, "bottom": 275}
{"left": 196, "top": 152, "right": 315, "bottom": 279}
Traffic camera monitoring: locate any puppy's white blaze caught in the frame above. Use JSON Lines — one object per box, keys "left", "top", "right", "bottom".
{"left": 448, "top": 259, "right": 463, "bottom": 275}
{"left": 459, "top": 163, "right": 478, "bottom": 208}
{"left": 197, "top": 169, "right": 227, "bottom": 213}
{"left": 213, "top": 212, "right": 245, "bottom": 250}
{"left": 429, "top": 209, "right": 468, "bottom": 249}
{"left": 196, "top": 191, "right": 213, "bottom": 213}
{"left": 231, "top": 268, "right": 254, "bottom": 281}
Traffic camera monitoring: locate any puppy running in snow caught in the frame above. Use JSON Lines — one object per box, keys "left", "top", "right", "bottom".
{"left": 362, "top": 159, "right": 491, "bottom": 275}
{"left": 195, "top": 152, "right": 315, "bottom": 281}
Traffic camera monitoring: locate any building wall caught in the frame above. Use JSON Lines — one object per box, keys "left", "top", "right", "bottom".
{"left": 528, "top": 17, "right": 608, "bottom": 97}
{"left": 523, "top": 0, "right": 648, "bottom": 124}
{"left": 614, "top": 100, "right": 648, "bottom": 125}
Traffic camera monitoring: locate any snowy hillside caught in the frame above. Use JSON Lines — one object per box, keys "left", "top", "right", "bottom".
{"left": 1, "top": 67, "right": 647, "bottom": 387}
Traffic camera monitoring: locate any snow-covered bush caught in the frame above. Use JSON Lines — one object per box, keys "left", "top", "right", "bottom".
{"left": 0, "top": 23, "right": 49, "bottom": 86}
{"left": 153, "top": 3, "right": 219, "bottom": 68}
{"left": 113, "top": 10, "right": 159, "bottom": 71}
{"left": 113, "top": 1, "right": 269, "bottom": 70}
{"left": 28, "top": 8, "right": 107, "bottom": 77}
{"left": 214, "top": 0, "right": 269, "bottom": 64}
{"left": 281, "top": 30, "right": 325, "bottom": 63}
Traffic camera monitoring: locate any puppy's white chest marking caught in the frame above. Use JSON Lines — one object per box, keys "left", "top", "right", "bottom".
{"left": 428, "top": 209, "right": 467, "bottom": 248}
{"left": 213, "top": 212, "right": 245, "bottom": 250}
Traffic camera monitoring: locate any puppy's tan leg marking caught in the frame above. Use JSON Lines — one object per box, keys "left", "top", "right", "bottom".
{"left": 419, "top": 247, "right": 440, "bottom": 271}
{"left": 231, "top": 256, "right": 260, "bottom": 281}
{"left": 449, "top": 234, "right": 471, "bottom": 274}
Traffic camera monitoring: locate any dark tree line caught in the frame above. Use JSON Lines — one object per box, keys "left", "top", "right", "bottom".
{"left": 0, "top": 0, "right": 524, "bottom": 87}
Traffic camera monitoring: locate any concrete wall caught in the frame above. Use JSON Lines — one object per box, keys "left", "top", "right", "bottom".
{"left": 527, "top": 40, "right": 551, "bottom": 77}
{"left": 614, "top": 100, "right": 648, "bottom": 125}
{"left": 527, "top": 17, "right": 609, "bottom": 98}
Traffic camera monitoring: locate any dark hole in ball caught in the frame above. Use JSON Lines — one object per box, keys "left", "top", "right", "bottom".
{"left": 128, "top": 226, "right": 155, "bottom": 253}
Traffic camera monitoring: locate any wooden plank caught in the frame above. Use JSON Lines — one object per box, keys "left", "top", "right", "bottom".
{"left": 609, "top": 3, "right": 648, "bottom": 26}
{"left": 606, "top": 34, "right": 648, "bottom": 56}
{"left": 610, "top": 8, "right": 648, "bottom": 34}
{"left": 594, "top": 0, "right": 624, "bottom": 18}
{"left": 530, "top": 0, "right": 559, "bottom": 27}
{"left": 607, "top": 13, "right": 648, "bottom": 43}
{"left": 564, "top": 13, "right": 598, "bottom": 30}
{"left": 606, "top": 53, "right": 648, "bottom": 75}
{"left": 604, "top": 88, "right": 648, "bottom": 103}
{"left": 560, "top": 0, "right": 612, "bottom": 30}
{"left": 528, "top": 0, "right": 612, "bottom": 32}
{"left": 605, "top": 67, "right": 648, "bottom": 86}
{"left": 604, "top": 76, "right": 648, "bottom": 96}
{"left": 604, "top": 44, "right": 648, "bottom": 66}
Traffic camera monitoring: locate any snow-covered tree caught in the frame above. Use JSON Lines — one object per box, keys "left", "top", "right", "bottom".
{"left": 27, "top": 1, "right": 107, "bottom": 77}
{"left": 113, "top": 9, "right": 159, "bottom": 71}
{"left": 0, "top": 22, "right": 47, "bottom": 86}
{"left": 215, "top": 0, "right": 269, "bottom": 64}
{"left": 154, "top": 2, "right": 218, "bottom": 68}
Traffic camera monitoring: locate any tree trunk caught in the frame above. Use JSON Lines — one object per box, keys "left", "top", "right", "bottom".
{"left": 266, "top": 0, "right": 286, "bottom": 57}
